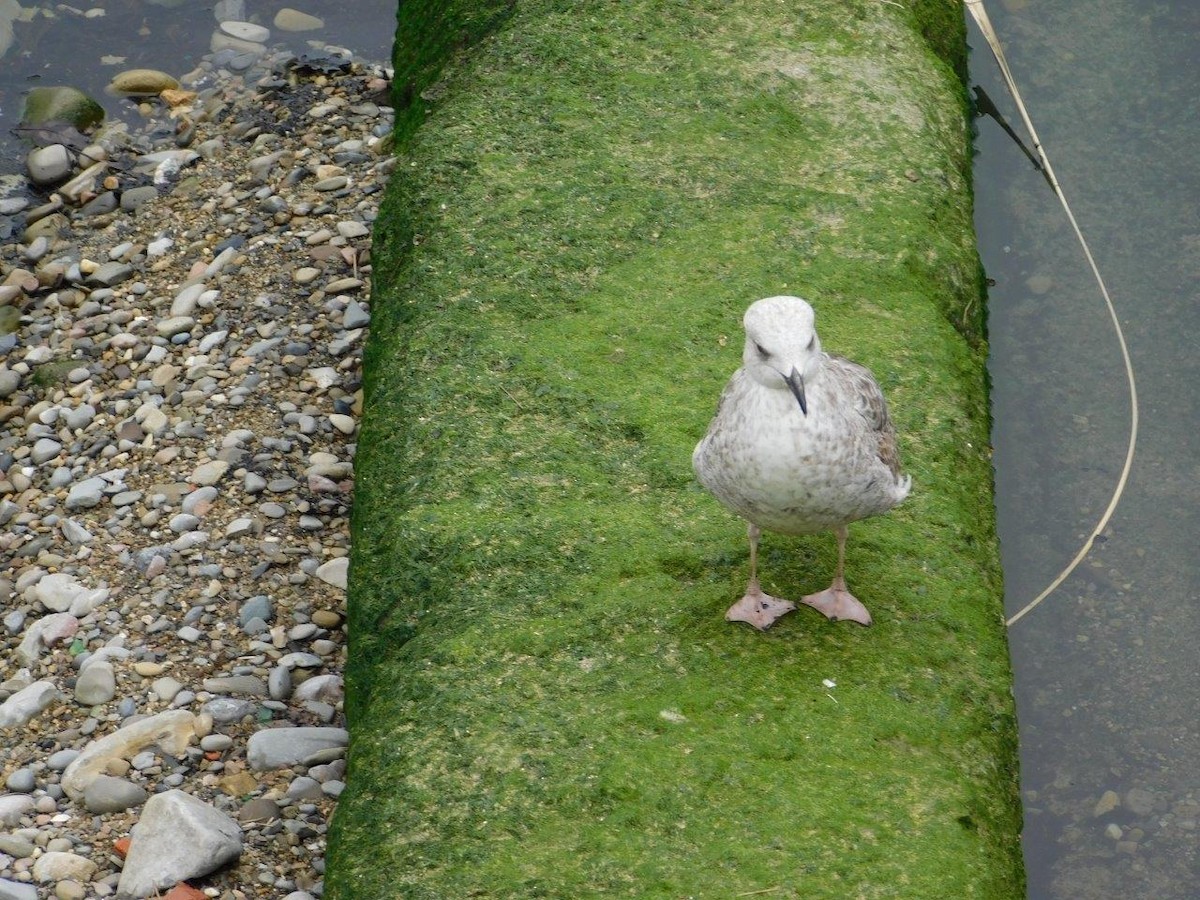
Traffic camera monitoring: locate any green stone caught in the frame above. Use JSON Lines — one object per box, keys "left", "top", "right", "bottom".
{"left": 21, "top": 86, "right": 105, "bottom": 130}
{"left": 0, "top": 306, "right": 19, "bottom": 336}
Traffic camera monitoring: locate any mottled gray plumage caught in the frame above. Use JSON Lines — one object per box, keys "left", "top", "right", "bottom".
{"left": 693, "top": 295, "right": 910, "bottom": 628}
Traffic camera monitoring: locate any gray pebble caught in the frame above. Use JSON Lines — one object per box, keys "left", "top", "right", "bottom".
{"left": 203, "top": 675, "right": 266, "bottom": 696}
{"left": 120, "top": 185, "right": 159, "bottom": 211}
{"left": 86, "top": 261, "right": 135, "bottom": 287}
{"left": 239, "top": 595, "right": 272, "bottom": 627}
{"left": 0, "top": 881, "right": 38, "bottom": 900}
{"left": 200, "top": 733, "right": 234, "bottom": 752}
{"left": 152, "top": 676, "right": 184, "bottom": 702}
{"left": 59, "top": 518, "right": 93, "bottom": 547}
{"left": 322, "top": 779, "right": 345, "bottom": 798}
{"left": 268, "top": 666, "right": 292, "bottom": 700}
{"left": 0, "top": 832, "right": 37, "bottom": 859}
{"left": 65, "top": 476, "right": 106, "bottom": 510}
{"left": 47, "top": 749, "right": 81, "bottom": 770}
{"left": 202, "top": 697, "right": 257, "bottom": 723}
{"left": 1125, "top": 788, "right": 1156, "bottom": 816}
{"left": 31, "top": 437, "right": 62, "bottom": 464}
{"left": 182, "top": 485, "right": 219, "bottom": 515}
{"left": 247, "top": 726, "right": 348, "bottom": 770}
{"left": 5, "top": 768, "right": 35, "bottom": 793}
{"left": 313, "top": 175, "right": 349, "bottom": 191}
{"left": 74, "top": 659, "right": 116, "bottom": 705}
{"left": 80, "top": 192, "right": 119, "bottom": 216}
{"left": 342, "top": 299, "right": 370, "bottom": 329}
{"left": 130, "top": 750, "right": 157, "bottom": 770}
{"left": 285, "top": 776, "right": 324, "bottom": 801}
{"left": 169, "top": 513, "right": 201, "bottom": 533}
{"left": 83, "top": 774, "right": 149, "bottom": 814}
{"left": 278, "top": 651, "right": 322, "bottom": 669}
{"left": 156, "top": 315, "right": 195, "bottom": 338}
{"left": 170, "top": 283, "right": 207, "bottom": 316}
{"left": 0, "top": 369, "right": 21, "bottom": 398}
{"left": 63, "top": 403, "right": 96, "bottom": 430}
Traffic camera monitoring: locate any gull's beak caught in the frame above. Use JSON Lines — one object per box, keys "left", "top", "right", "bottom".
{"left": 785, "top": 367, "right": 807, "bottom": 415}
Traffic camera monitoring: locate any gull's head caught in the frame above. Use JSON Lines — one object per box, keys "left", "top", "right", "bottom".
{"left": 741, "top": 295, "right": 823, "bottom": 414}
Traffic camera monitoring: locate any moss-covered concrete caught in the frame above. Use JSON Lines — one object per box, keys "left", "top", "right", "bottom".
{"left": 327, "top": 0, "right": 1023, "bottom": 896}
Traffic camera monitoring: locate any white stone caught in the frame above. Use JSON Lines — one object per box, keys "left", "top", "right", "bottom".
{"left": 116, "top": 790, "right": 243, "bottom": 898}
{"left": 61, "top": 518, "right": 94, "bottom": 545}
{"left": 74, "top": 659, "right": 116, "bottom": 706}
{"left": 26, "top": 144, "right": 72, "bottom": 186}
{"left": 170, "top": 282, "right": 207, "bottom": 317}
{"left": 0, "top": 680, "right": 60, "bottom": 729}
{"left": 30, "top": 437, "right": 61, "bottom": 464}
{"left": 218, "top": 19, "right": 269, "bottom": 42}
{"left": 155, "top": 315, "right": 195, "bottom": 338}
{"left": 307, "top": 366, "right": 340, "bottom": 389}
{"left": 225, "top": 517, "right": 256, "bottom": 537}
{"left": 292, "top": 674, "right": 343, "bottom": 703}
{"left": 209, "top": 28, "right": 265, "bottom": 55}
{"left": 314, "top": 557, "right": 348, "bottom": 590}
{"left": 336, "top": 219, "right": 369, "bottom": 238}
{"left": 189, "top": 459, "right": 229, "bottom": 485}
{"left": 138, "top": 404, "right": 170, "bottom": 436}
{"left": 274, "top": 8, "right": 324, "bottom": 31}
{"left": 61, "top": 709, "right": 198, "bottom": 801}
{"left": 34, "top": 572, "right": 109, "bottom": 616}
{"left": 0, "top": 793, "right": 36, "bottom": 826}
{"left": 32, "top": 851, "right": 96, "bottom": 883}
{"left": 65, "top": 475, "right": 106, "bottom": 510}
{"left": 15, "top": 613, "right": 78, "bottom": 666}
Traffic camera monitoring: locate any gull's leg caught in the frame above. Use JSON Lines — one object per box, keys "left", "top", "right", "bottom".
{"left": 800, "top": 525, "right": 872, "bottom": 626}
{"left": 725, "top": 522, "right": 796, "bottom": 630}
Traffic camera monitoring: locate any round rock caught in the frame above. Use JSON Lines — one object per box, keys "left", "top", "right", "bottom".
{"left": 219, "top": 20, "right": 270, "bottom": 42}
{"left": 109, "top": 68, "right": 180, "bottom": 95}
{"left": 27, "top": 144, "right": 73, "bottom": 186}
{"left": 74, "top": 659, "right": 117, "bottom": 706}
{"left": 274, "top": 8, "right": 324, "bottom": 31}
{"left": 21, "top": 86, "right": 104, "bottom": 129}
{"left": 5, "top": 768, "right": 36, "bottom": 793}
{"left": 83, "top": 774, "right": 149, "bottom": 813}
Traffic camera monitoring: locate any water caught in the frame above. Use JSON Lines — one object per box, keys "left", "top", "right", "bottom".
{"left": 0, "top": 0, "right": 395, "bottom": 179}
{"left": 969, "top": 0, "right": 1200, "bottom": 896}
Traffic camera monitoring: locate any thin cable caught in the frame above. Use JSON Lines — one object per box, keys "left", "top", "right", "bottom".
{"left": 964, "top": 0, "right": 1139, "bottom": 627}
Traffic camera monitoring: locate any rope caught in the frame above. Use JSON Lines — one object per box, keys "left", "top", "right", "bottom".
{"left": 963, "top": 0, "right": 1139, "bottom": 627}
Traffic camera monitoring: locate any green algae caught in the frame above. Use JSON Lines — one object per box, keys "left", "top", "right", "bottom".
{"left": 327, "top": 0, "right": 1023, "bottom": 896}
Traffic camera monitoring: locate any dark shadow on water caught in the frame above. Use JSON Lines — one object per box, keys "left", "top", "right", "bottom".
{"left": 970, "top": 0, "right": 1200, "bottom": 897}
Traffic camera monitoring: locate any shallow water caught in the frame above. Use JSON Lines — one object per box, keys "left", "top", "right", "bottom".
{"left": 970, "top": 0, "right": 1200, "bottom": 896}
{"left": 0, "top": 0, "right": 394, "bottom": 179}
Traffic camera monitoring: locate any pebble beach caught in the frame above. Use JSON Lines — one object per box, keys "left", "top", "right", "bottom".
{"left": 0, "top": 25, "right": 392, "bottom": 899}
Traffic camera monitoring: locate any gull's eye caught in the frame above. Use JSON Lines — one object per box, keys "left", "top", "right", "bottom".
{"left": 755, "top": 342, "right": 770, "bottom": 360}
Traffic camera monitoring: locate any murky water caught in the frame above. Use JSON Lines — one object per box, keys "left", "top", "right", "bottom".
{"left": 970, "top": 0, "right": 1200, "bottom": 896}
{"left": 0, "top": 0, "right": 394, "bottom": 179}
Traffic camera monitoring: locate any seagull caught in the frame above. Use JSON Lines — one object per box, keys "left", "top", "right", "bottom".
{"left": 693, "top": 296, "right": 911, "bottom": 629}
